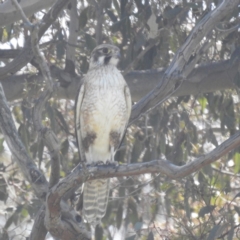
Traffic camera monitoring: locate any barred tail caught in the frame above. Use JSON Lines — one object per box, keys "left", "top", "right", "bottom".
{"left": 83, "top": 179, "right": 110, "bottom": 226}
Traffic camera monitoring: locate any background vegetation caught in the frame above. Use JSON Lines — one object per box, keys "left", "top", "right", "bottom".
{"left": 0, "top": 0, "right": 240, "bottom": 239}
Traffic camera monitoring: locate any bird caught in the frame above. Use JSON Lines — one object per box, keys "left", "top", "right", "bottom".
{"left": 75, "top": 43, "right": 132, "bottom": 226}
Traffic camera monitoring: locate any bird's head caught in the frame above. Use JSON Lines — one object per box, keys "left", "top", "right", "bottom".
{"left": 89, "top": 44, "right": 121, "bottom": 69}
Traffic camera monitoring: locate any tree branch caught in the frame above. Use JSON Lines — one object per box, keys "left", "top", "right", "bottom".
{"left": 129, "top": 0, "right": 239, "bottom": 123}
{"left": 51, "top": 128, "right": 240, "bottom": 197}
{"left": 0, "top": 0, "right": 56, "bottom": 27}
{"left": 1, "top": 54, "right": 238, "bottom": 104}
{"left": 0, "top": 83, "right": 48, "bottom": 198}
{"left": 0, "top": 0, "right": 70, "bottom": 80}
{"left": 42, "top": 126, "right": 240, "bottom": 236}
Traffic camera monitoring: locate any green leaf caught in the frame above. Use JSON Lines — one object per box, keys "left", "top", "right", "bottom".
{"left": 116, "top": 204, "right": 123, "bottom": 229}
{"left": 126, "top": 236, "right": 136, "bottom": 240}
{"left": 198, "top": 205, "right": 215, "bottom": 218}
{"left": 232, "top": 192, "right": 240, "bottom": 201}
{"left": 128, "top": 198, "right": 138, "bottom": 224}
{"left": 95, "top": 225, "right": 103, "bottom": 240}
{"left": 234, "top": 152, "right": 240, "bottom": 173}
{"left": 111, "top": 18, "right": 128, "bottom": 33}
{"left": 147, "top": 231, "right": 154, "bottom": 240}
{"left": 18, "top": 124, "right": 29, "bottom": 152}
{"left": 38, "top": 139, "right": 44, "bottom": 164}
{"left": 106, "top": 9, "right": 118, "bottom": 22}
{"left": 79, "top": 7, "right": 89, "bottom": 29}
{"left": 233, "top": 69, "right": 240, "bottom": 88}
{"left": 234, "top": 206, "right": 240, "bottom": 216}
{"left": 46, "top": 104, "right": 56, "bottom": 133}
{"left": 85, "top": 34, "right": 96, "bottom": 51}
{"left": 0, "top": 178, "right": 8, "bottom": 202}
{"left": 112, "top": 0, "right": 120, "bottom": 15}
{"left": 55, "top": 108, "right": 69, "bottom": 134}
{"left": 0, "top": 138, "right": 4, "bottom": 153}
{"left": 163, "top": 6, "right": 182, "bottom": 19}
{"left": 56, "top": 30, "right": 65, "bottom": 60}
{"left": 159, "top": 132, "right": 166, "bottom": 154}
{"left": 207, "top": 223, "right": 228, "bottom": 240}
{"left": 21, "top": 208, "right": 29, "bottom": 218}
{"left": 185, "top": 3, "right": 199, "bottom": 10}
{"left": 198, "top": 97, "right": 207, "bottom": 110}
{"left": 60, "top": 139, "right": 69, "bottom": 156}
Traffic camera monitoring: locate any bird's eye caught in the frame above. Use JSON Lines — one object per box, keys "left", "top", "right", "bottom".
{"left": 102, "top": 48, "right": 110, "bottom": 54}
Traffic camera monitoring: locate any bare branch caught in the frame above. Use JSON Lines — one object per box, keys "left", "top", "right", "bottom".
{"left": 50, "top": 128, "right": 240, "bottom": 196}
{"left": 45, "top": 192, "right": 91, "bottom": 239}
{"left": 42, "top": 126, "right": 240, "bottom": 238}
{"left": 1, "top": 52, "right": 239, "bottom": 105}
{"left": 11, "top": 0, "right": 33, "bottom": 26}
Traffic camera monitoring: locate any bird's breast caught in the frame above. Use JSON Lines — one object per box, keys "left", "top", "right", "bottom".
{"left": 80, "top": 69, "right": 128, "bottom": 161}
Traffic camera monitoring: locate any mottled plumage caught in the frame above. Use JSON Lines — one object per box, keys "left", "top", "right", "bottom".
{"left": 75, "top": 44, "right": 131, "bottom": 226}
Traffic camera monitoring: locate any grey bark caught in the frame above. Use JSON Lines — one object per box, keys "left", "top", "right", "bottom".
{"left": 1, "top": 55, "right": 238, "bottom": 102}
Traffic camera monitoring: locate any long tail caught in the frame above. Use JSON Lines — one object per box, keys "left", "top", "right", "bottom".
{"left": 83, "top": 179, "right": 110, "bottom": 226}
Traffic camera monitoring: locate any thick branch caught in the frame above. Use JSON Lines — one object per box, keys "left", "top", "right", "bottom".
{"left": 50, "top": 128, "right": 240, "bottom": 199}
{"left": 130, "top": 0, "right": 239, "bottom": 123}
{"left": 43, "top": 127, "right": 240, "bottom": 237}
{"left": 1, "top": 56, "right": 238, "bottom": 103}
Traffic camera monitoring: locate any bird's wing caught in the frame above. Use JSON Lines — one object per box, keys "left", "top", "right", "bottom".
{"left": 75, "top": 82, "right": 86, "bottom": 162}
{"left": 124, "top": 85, "right": 132, "bottom": 125}
{"left": 116, "top": 85, "right": 132, "bottom": 151}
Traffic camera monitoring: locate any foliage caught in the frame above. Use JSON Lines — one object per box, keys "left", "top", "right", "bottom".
{"left": 0, "top": 0, "right": 240, "bottom": 239}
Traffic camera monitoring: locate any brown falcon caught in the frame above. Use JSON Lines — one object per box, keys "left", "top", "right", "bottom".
{"left": 75, "top": 44, "right": 132, "bottom": 226}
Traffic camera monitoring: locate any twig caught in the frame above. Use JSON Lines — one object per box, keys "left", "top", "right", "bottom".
{"left": 11, "top": 0, "right": 33, "bottom": 28}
